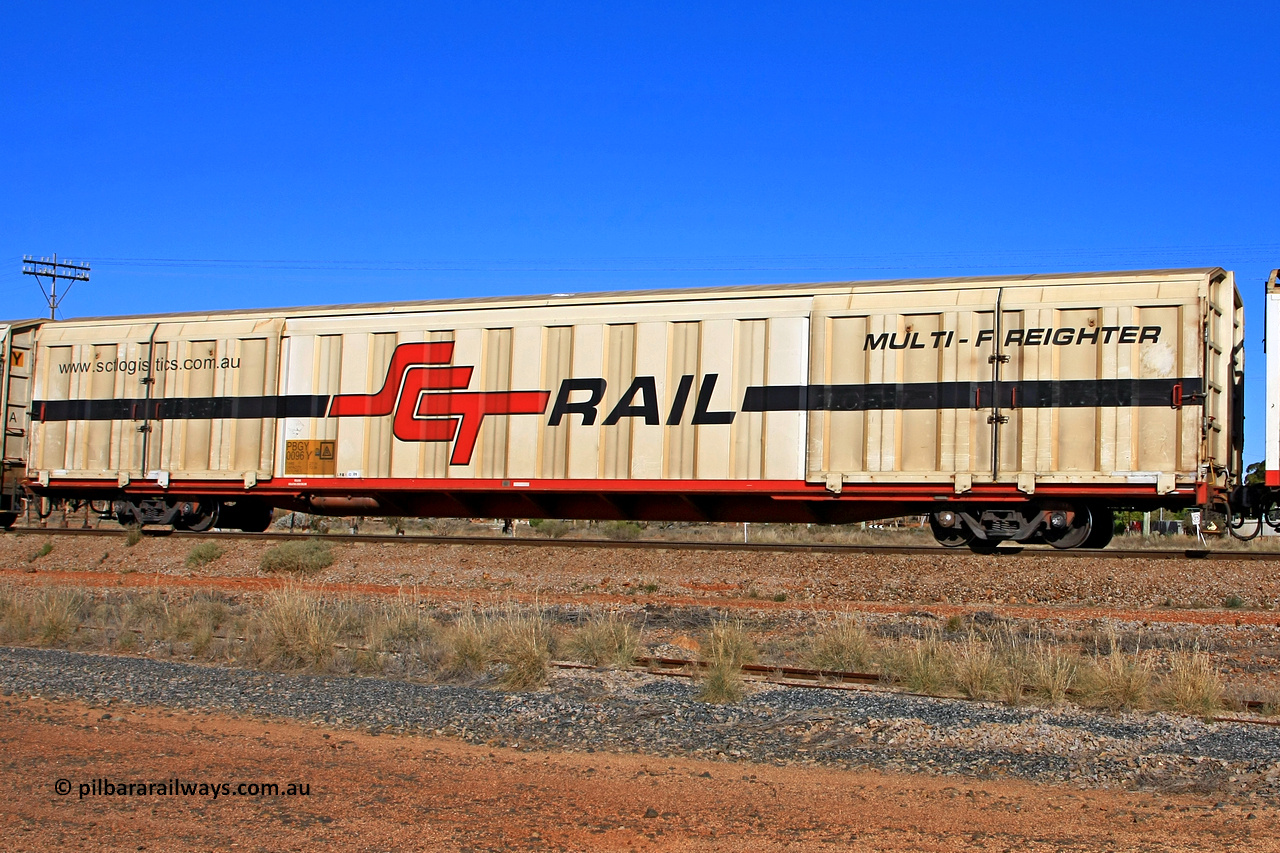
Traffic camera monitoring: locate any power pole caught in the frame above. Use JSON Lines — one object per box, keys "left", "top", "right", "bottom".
{"left": 22, "top": 253, "right": 90, "bottom": 320}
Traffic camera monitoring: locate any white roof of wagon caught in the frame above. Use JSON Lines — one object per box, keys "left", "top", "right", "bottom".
{"left": 45, "top": 267, "right": 1226, "bottom": 327}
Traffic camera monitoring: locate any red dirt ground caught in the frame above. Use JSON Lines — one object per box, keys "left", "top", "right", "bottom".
{"left": 4, "top": 695, "right": 1274, "bottom": 852}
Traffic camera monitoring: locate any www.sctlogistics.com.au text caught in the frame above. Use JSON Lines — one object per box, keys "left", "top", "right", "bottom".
{"left": 57, "top": 777, "right": 310, "bottom": 799}
{"left": 58, "top": 356, "right": 243, "bottom": 375}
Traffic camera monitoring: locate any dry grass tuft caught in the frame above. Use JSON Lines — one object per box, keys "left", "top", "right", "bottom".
{"left": 952, "top": 635, "right": 1000, "bottom": 700}
{"left": 0, "top": 585, "right": 32, "bottom": 643}
{"left": 352, "top": 593, "right": 437, "bottom": 674}
{"left": 1079, "top": 634, "right": 1154, "bottom": 711}
{"left": 567, "top": 611, "right": 640, "bottom": 668}
{"left": 1158, "top": 648, "right": 1223, "bottom": 716}
{"left": 701, "top": 620, "right": 757, "bottom": 669}
{"left": 696, "top": 620, "right": 757, "bottom": 703}
{"left": 440, "top": 611, "right": 495, "bottom": 680}
{"left": 806, "top": 614, "right": 873, "bottom": 673}
{"left": 491, "top": 608, "right": 553, "bottom": 690}
{"left": 698, "top": 658, "right": 746, "bottom": 704}
{"left": 250, "top": 588, "right": 340, "bottom": 671}
{"left": 882, "top": 635, "right": 953, "bottom": 695}
{"left": 1029, "top": 647, "right": 1079, "bottom": 706}
{"left": 124, "top": 590, "right": 172, "bottom": 644}
{"left": 34, "top": 588, "right": 85, "bottom": 646}
{"left": 371, "top": 593, "right": 434, "bottom": 648}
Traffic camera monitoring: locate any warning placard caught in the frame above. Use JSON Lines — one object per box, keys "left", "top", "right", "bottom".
{"left": 285, "top": 440, "right": 336, "bottom": 476}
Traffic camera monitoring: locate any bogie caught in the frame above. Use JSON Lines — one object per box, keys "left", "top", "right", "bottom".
{"left": 929, "top": 503, "right": 1113, "bottom": 551}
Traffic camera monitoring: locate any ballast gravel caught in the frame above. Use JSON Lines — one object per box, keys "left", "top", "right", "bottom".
{"left": 4, "top": 646, "right": 1280, "bottom": 802}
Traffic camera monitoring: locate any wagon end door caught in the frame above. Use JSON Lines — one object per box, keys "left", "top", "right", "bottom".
{"left": 0, "top": 322, "right": 37, "bottom": 513}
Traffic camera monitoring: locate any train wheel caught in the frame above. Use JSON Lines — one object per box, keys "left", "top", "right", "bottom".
{"left": 1044, "top": 506, "right": 1093, "bottom": 550}
{"left": 929, "top": 512, "right": 971, "bottom": 548}
{"left": 1083, "top": 507, "right": 1114, "bottom": 549}
{"left": 236, "top": 501, "right": 274, "bottom": 533}
{"left": 183, "top": 503, "right": 220, "bottom": 532}
{"left": 0, "top": 512, "right": 15, "bottom": 529}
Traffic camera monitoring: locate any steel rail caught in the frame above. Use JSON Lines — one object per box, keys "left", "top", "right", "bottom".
{"left": 578, "top": 657, "right": 1280, "bottom": 725}
{"left": 567, "top": 658, "right": 1280, "bottom": 725}
{"left": 5, "top": 523, "right": 1279, "bottom": 561}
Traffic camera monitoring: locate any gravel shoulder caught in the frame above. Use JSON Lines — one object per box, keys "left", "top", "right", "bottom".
{"left": 4, "top": 646, "right": 1280, "bottom": 799}
{"left": 4, "top": 649, "right": 1279, "bottom": 852}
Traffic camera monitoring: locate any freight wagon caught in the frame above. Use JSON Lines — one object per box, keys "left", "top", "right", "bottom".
{"left": 0, "top": 267, "right": 1253, "bottom": 550}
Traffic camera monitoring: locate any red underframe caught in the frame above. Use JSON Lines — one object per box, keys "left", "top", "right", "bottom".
{"left": 29, "top": 474, "right": 1204, "bottom": 522}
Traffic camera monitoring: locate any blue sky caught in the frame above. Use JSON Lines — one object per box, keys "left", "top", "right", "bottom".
{"left": 3, "top": 2, "right": 1278, "bottom": 459}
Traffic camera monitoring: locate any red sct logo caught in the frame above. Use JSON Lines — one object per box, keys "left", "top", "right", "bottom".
{"left": 327, "top": 342, "right": 550, "bottom": 466}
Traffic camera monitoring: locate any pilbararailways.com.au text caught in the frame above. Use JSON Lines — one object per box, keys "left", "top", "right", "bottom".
{"left": 56, "top": 777, "right": 310, "bottom": 800}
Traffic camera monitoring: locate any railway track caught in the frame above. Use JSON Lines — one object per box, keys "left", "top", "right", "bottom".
{"left": 5, "top": 522, "right": 1277, "bottom": 561}
{"left": 46, "top": 613, "right": 1280, "bottom": 726}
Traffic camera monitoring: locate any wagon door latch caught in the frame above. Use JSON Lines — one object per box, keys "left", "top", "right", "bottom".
{"left": 1171, "top": 382, "right": 1205, "bottom": 409}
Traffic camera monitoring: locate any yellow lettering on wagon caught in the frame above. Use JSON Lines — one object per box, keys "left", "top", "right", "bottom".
{"left": 284, "top": 440, "right": 336, "bottom": 476}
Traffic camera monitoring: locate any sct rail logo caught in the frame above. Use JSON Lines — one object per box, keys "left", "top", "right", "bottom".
{"left": 325, "top": 342, "right": 736, "bottom": 466}
{"left": 327, "top": 342, "right": 550, "bottom": 466}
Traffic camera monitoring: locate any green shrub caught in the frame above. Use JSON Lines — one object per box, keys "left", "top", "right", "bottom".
{"left": 599, "top": 521, "right": 642, "bottom": 541}
{"left": 259, "top": 539, "right": 334, "bottom": 574}
{"left": 125, "top": 525, "right": 143, "bottom": 547}
{"left": 529, "top": 519, "right": 572, "bottom": 539}
{"left": 28, "top": 541, "right": 53, "bottom": 562}
{"left": 185, "top": 542, "right": 224, "bottom": 568}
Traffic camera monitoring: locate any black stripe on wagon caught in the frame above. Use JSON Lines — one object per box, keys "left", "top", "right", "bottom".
{"left": 33, "top": 395, "right": 333, "bottom": 422}
{"left": 741, "top": 378, "right": 1203, "bottom": 412}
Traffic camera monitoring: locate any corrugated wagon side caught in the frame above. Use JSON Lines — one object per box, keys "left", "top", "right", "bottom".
{"left": 19, "top": 268, "right": 1243, "bottom": 549}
